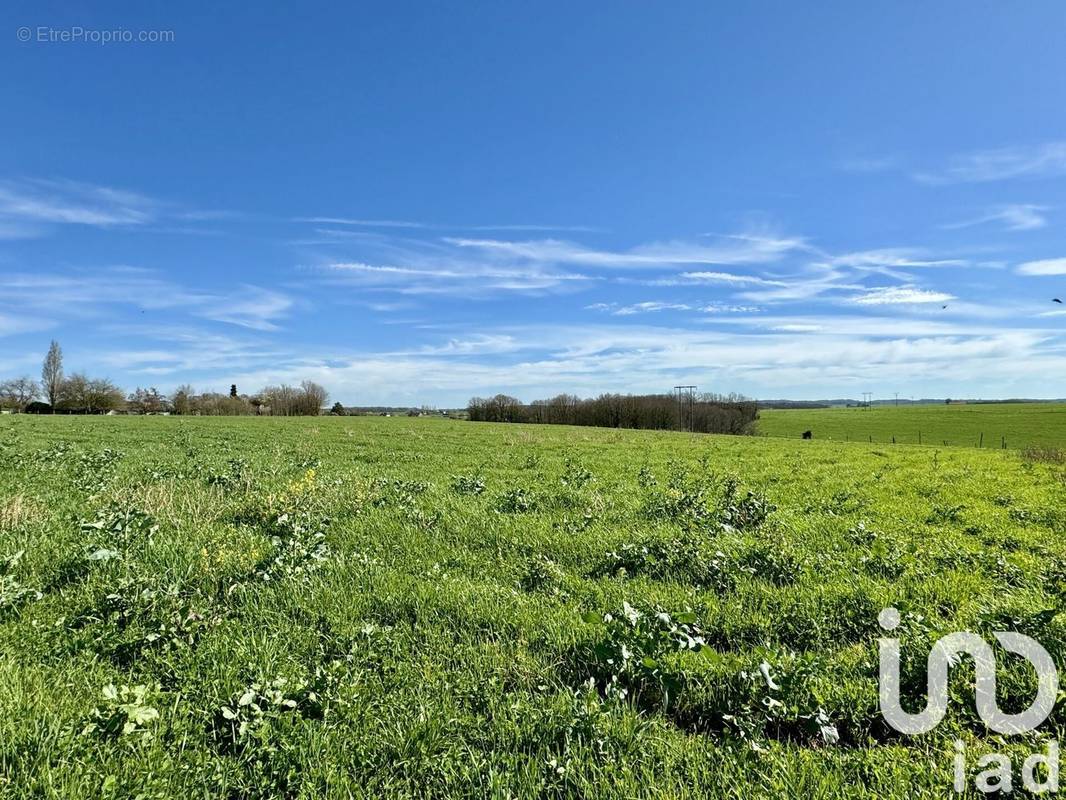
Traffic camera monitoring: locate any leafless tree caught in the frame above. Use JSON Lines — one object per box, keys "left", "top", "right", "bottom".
{"left": 127, "top": 387, "right": 168, "bottom": 414}
{"left": 56, "top": 373, "right": 124, "bottom": 414}
{"left": 0, "top": 376, "right": 40, "bottom": 411}
{"left": 468, "top": 391, "right": 757, "bottom": 434}
{"left": 171, "top": 384, "right": 195, "bottom": 415}
{"left": 41, "top": 340, "right": 63, "bottom": 410}
{"left": 258, "top": 382, "right": 328, "bottom": 416}
{"left": 300, "top": 380, "right": 328, "bottom": 415}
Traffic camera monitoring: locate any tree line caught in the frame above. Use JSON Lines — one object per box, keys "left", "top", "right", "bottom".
{"left": 0, "top": 341, "right": 330, "bottom": 416}
{"left": 467, "top": 392, "right": 758, "bottom": 434}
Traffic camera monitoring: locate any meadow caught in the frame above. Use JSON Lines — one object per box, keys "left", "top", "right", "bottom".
{"left": 758, "top": 402, "right": 1066, "bottom": 449}
{"left": 1, "top": 415, "right": 1065, "bottom": 798}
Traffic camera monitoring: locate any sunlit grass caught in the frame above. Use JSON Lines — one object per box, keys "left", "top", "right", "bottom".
{"left": 1, "top": 414, "right": 1063, "bottom": 797}
{"left": 758, "top": 402, "right": 1066, "bottom": 448}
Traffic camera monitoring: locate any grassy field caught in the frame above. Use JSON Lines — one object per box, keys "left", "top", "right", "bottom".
{"left": 2, "top": 415, "right": 1065, "bottom": 797}
{"left": 758, "top": 402, "right": 1066, "bottom": 449}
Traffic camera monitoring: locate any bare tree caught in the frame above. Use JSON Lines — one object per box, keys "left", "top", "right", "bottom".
{"left": 0, "top": 376, "right": 40, "bottom": 411}
{"left": 300, "top": 380, "right": 328, "bottom": 415}
{"left": 127, "top": 387, "right": 167, "bottom": 414}
{"left": 467, "top": 391, "right": 757, "bottom": 434}
{"left": 41, "top": 340, "right": 63, "bottom": 410}
{"left": 57, "top": 373, "right": 124, "bottom": 414}
{"left": 171, "top": 384, "right": 195, "bottom": 415}
{"left": 258, "top": 382, "right": 329, "bottom": 416}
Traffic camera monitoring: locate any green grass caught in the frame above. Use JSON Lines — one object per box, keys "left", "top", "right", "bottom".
{"left": 757, "top": 402, "right": 1066, "bottom": 449}
{"left": 2, "top": 415, "right": 1065, "bottom": 797}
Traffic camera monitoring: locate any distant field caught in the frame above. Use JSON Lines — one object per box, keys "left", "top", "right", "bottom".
{"left": 3, "top": 415, "right": 1066, "bottom": 797}
{"left": 757, "top": 402, "right": 1066, "bottom": 448}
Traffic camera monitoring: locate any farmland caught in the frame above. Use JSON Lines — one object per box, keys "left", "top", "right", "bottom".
{"left": 758, "top": 402, "right": 1066, "bottom": 449}
{"left": 2, "top": 415, "right": 1065, "bottom": 797}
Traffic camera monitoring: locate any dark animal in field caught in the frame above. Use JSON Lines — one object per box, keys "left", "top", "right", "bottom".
{"left": 802, "top": 430, "right": 812, "bottom": 440}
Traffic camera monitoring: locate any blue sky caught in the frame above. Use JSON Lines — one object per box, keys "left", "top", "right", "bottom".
{"left": 4, "top": 2, "right": 1066, "bottom": 405}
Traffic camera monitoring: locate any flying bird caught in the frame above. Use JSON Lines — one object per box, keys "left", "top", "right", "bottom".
{"left": 1054, "top": 298, "right": 1063, "bottom": 304}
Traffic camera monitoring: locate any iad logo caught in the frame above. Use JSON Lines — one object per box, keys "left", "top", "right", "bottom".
{"left": 878, "top": 607, "right": 1061, "bottom": 794}
{"left": 878, "top": 607, "right": 1058, "bottom": 735}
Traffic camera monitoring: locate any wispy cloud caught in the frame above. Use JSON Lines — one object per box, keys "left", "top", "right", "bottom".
{"left": 201, "top": 320, "right": 1061, "bottom": 405}
{"left": 771, "top": 323, "right": 823, "bottom": 332}
{"left": 311, "top": 230, "right": 814, "bottom": 299}
{"left": 825, "top": 249, "right": 968, "bottom": 269}
{"left": 91, "top": 324, "right": 292, "bottom": 374}
{"left": 699, "top": 302, "right": 762, "bottom": 314}
{"left": 1017, "top": 258, "right": 1066, "bottom": 276}
{"left": 446, "top": 231, "right": 806, "bottom": 269}
{"left": 676, "top": 271, "right": 787, "bottom": 286}
{"left": 612, "top": 301, "right": 694, "bottom": 316}
{"left": 321, "top": 260, "right": 594, "bottom": 295}
{"left": 0, "top": 178, "right": 239, "bottom": 240}
{"left": 194, "top": 286, "right": 294, "bottom": 331}
{"left": 734, "top": 263, "right": 862, "bottom": 304}
{"left": 848, "top": 286, "right": 955, "bottom": 306}
{"left": 294, "top": 217, "right": 428, "bottom": 229}
{"left": 916, "top": 142, "right": 1066, "bottom": 184}
{"left": 0, "top": 269, "right": 294, "bottom": 332}
{"left": 0, "top": 178, "right": 156, "bottom": 226}
{"left": 588, "top": 300, "right": 760, "bottom": 316}
{"left": 943, "top": 204, "right": 1048, "bottom": 232}
{"left": 293, "top": 217, "right": 602, "bottom": 233}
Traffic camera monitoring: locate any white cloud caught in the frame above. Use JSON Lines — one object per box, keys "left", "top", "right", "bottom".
{"left": 0, "top": 179, "right": 155, "bottom": 226}
{"left": 848, "top": 286, "right": 955, "bottom": 306}
{"left": 943, "top": 204, "right": 1048, "bottom": 232}
{"left": 916, "top": 142, "right": 1066, "bottom": 184}
{"left": 613, "top": 302, "right": 693, "bottom": 316}
{"left": 735, "top": 263, "right": 862, "bottom": 304}
{"left": 195, "top": 286, "right": 294, "bottom": 331}
{"left": 294, "top": 217, "right": 601, "bottom": 233}
{"left": 0, "top": 270, "right": 294, "bottom": 332}
{"left": 771, "top": 323, "right": 822, "bottom": 332}
{"left": 826, "top": 249, "right": 967, "bottom": 269}
{"left": 1017, "top": 258, "right": 1066, "bottom": 276}
{"left": 586, "top": 300, "right": 760, "bottom": 316}
{"left": 196, "top": 322, "right": 1065, "bottom": 406}
{"left": 323, "top": 260, "right": 593, "bottom": 295}
{"left": 295, "top": 217, "right": 427, "bottom": 229}
{"left": 446, "top": 231, "right": 806, "bottom": 269}
{"left": 699, "top": 303, "right": 761, "bottom": 314}
{"left": 676, "top": 271, "right": 787, "bottom": 286}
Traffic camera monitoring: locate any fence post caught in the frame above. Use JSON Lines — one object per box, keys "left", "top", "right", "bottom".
{"left": 979, "top": 432, "right": 984, "bottom": 448}
{"left": 918, "top": 431, "right": 922, "bottom": 445}
{"left": 1002, "top": 436, "right": 1006, "bottom": 449}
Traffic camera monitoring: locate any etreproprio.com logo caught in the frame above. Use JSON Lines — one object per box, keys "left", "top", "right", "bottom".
{"left": 17, "top": 26, "right": 175, "bottom": 44}
{"left": 878, "top": 607, "right": 1061, "bottom": 794}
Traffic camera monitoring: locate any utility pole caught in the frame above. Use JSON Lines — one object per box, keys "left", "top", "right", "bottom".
{"left": 673, "top": 385, "right": 697, "bottom": 431}
{"left": 862, "top": 391, "right": 873, "bottom": 410}
{"left": 894, "top": 392, "right": 899, "bottom": 407}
